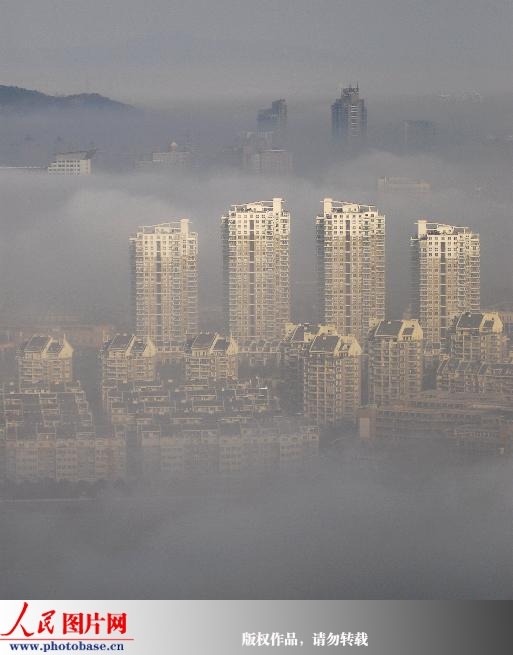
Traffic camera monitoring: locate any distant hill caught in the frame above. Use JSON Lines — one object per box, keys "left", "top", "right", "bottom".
{"left": 0, "top": 85, "right": 134, "bottom": 112}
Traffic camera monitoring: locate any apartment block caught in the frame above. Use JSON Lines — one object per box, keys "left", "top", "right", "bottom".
{"left": 367, "top": 319, "right": 424, "bottom": 406}
{"left": 17, "top": 335, "right": 73, "bottom": 390}
{"left": 411, "top": 220, "right": 480, "bottom": 351}
{"left": 280, "top": 323, "right": 337, "bottom": 413}
{"left": 221, "top": 198, "right": 290, "bottom": 341}
{"left": 303, "top": 331, "right": 362, "bottom": 425}
{"left": 183, "top": 332, "right": 238, "bottom": 382}
{"left": 316, "top": 198, "right": 385, "bottom": 346}
{"left": 446, "top": 311, "right": 508, "bottom": 363}
{"left": 130, "top": 220, "right": 198, "bottom": 347}
{"left": 100, "top": 334, "right": 156, "bottom": 404}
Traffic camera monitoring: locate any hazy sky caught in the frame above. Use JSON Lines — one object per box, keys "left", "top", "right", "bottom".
{"left": 2, "top": 0, "right": 513, "bottom": 105}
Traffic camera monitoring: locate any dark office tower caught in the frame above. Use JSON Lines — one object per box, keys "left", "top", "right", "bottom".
{"left": 331, "top": 84, "right": 367, "bottom": 149}
{"left": 257, "top": 99, "right": 287, "bottom": 133}
{"left": 403, "top": 120, "right": 436, "bottom": 152}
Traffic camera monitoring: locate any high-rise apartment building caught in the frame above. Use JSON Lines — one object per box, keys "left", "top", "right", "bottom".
{"left": 303, "top": 331, "right": 362, "bottom": 425}
{"left": 367, "top": 319, "right": 424, "bottom": 406}
{"left": 130, "top": 220, "right": 198, "bottom": 348}
{"left": 17, "top": 335, "right": 73, "bottom": 390}
{"left": 331, "top": 85, "right": 366, "bottom": 149}
{"left": 410, "top": 220, "right": 480, "bottom": 350}
{"left": 316, "top": 199, "right": 385, "bottom": 346}
{"left": 221, "top": 198, "right": 290, "bottom": 342}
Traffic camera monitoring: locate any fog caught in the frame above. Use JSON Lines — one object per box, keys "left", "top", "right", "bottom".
{"left": 2, "top": 0, "right": 513, "bottom": 102}
{"left": 0, "top": 147, "right": 511, "bottom": 324}
{"left": 1, "top": 448, "right": 512, "bottom": 599}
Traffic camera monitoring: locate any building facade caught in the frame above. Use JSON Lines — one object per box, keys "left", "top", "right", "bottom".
{"left": 130, "top": 220, "right": 198, "bottom": 347}
{"left": 100, "top": 334, "right": 156, "bottom": 404}
{"left": 184, "top": 333, "right": 238, "bottom": 382}
{"left": 367, "top": 319, "right": 424, "bottom": 406}
{"left": 221, "top": 198, "right": 290, "bottom": 342}
{"left": 303, "top": 331, "right": 362, "bottom": 425}
{"left": 316, "top": 199, "right": 385, "bottom": 346}
{"left": 17, "top": 335, "right": 73, "bottom": 390}
{"left": 410, "top": 220, "right": 480, "bottom": 350}
{"left": 47, "top": 150, "right": 94, "bottom": 175}
{"left": 446, "top": 311, "right": 508, "bottom": 363}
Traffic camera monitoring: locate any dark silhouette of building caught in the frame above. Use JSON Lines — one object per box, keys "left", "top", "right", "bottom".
{"left": 331, "top": 84, "right": 366, "bottom": 150}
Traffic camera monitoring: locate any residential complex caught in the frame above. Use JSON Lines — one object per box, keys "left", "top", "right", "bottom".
{"left": 316, "top": 198, "right": 385, "bottom": 346}
{"left": 221, "top": 198, "right": 290, "bottom": 342}
{"left": 130, "top": 220, "right": 199, "bottom": 348}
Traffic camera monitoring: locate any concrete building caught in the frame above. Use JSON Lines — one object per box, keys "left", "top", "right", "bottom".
{"left": 130, "top": 221, "right": 198, "bottom": 347}
{"left": 183, "top": 333, "right": 238, "bottom": 382}
{"left": 410, "top": 220, "right": 480, "bottom": 351}
{"left": 446, "top": 311, "right": 508, "bottom": 363}
{"left": 17, "top": 335, "right": 73, "bottom": 390}
{"left": 316, "top": 199, "right": 385, "bottom": 346}
{"left": 359, "top": 391, "right": 513, "bottom": 456}
{"left": 47, "top": 150, "right": 94, "bottom": 175}
{"left": 136, "top": 141, "right": 194, "bottom": 171}
{"left": 245, "top": 149, "right": 293, "bottom": 176}
{"left": 331, "top": 85, "right": 366, "bottom": 149}
{"left": 0, "top": 382, "right": 127, "bottom": 483}
{"left": 437, "top": 359, "right": 513, "bottom": 401}
{"left": 100, "top": 334, "right": 156, "bottom": 403}
{"left": 280, "top": 323, "right": 337, "bottom": 413}
{"left": 303, "top": 331, "right": 362, "bottom": 425}
{"left": 127, "top": 415, "right": 317, "bottom": 480}
{"left": 221, "top": 198, "right": 290, "bottom": 342}
{"left": 367, "top": 319, "right": 424, "bottom": 406}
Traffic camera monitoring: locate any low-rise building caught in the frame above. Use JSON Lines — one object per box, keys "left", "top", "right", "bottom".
{"left": 446, "top": 311, "right": 508, "bottom": 362}
{"left": 184, "top": 333, "right": 238, "bottom": 382}
{"left": 17, "top": 335, "right": 73, "bottom": 390}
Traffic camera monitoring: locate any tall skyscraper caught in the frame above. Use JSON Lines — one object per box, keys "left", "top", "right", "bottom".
{"left": 130, "top": 220, "right": 198, "bottom": 348}
{"left": 221, "top": 198, "right": 290, "bottom": 342}
{"left": 316, "top": 199, "right": 385, "bottom": 346}
{"left": 331, "top": 85, "right": 366, "bottom": 149}
{"left": 410, "top": 220, "right": 480, "bottom": 350}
